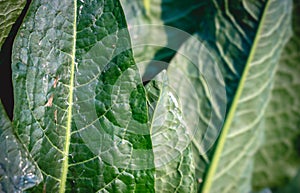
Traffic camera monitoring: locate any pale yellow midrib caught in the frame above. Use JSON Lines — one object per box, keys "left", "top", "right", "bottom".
{"left": 200, "top": 1, "right": 271, "bottom": 193}
{"left": 143, "top": 0, "right": 151, "bottom": 16}
{"left": 59, "top": 1, "right": 77, "bottom": 192}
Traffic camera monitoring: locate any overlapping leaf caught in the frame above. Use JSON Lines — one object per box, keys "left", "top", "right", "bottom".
{"left": 3, "top": 0, "right": 299, "bottom": 192}
{"left": 11, "top": 0, "right": 195, "bottom": 192}
{"left": 0, "top": 0, "right": 26, "bottom": 50}
{"left": 201, "top": 1, "right": 293, "bottom": 193}
{"left": 120, "top": 0, "right": 204, "bottom": 80}
{"left": 253, "top": 0, "right": 300, "bottom": 189}
{"left": 165, "top": 36, "right": 227, "bottom": 187}
{"left": 0, "top": 101, "right": 42, "bottom": 192}
{"left": 146, "top": 72, "right": 195, "bottom": 192}
{"left": 135, "top": 0, "right": 293, "bottom": 192}
{"left": 0, "top": 1, "right": 41, "bottom": 191}
{"left": 12, "top": 0, "right": 152, "bottom": 192}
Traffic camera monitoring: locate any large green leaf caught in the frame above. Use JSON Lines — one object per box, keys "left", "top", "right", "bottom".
{"left": 165, "top": 35, "right": 227, "bottom": 187}
{"left": 253, "top": 0, "right": 300, "bottom": 189}
{"left": 11, "top": 0, "right": 195, "bottom": 192}
{"left": 200, "top": 1, "right": 293, "bottom": 193}
{"left": 7, "top": 0, "right": 299, "bottom": 192}
{"left": 120, "top": 0, "right": 296, "bottom": 192}
{"left": 146, "top": 72, "right": 195, "bottom": 192}
{"left": 0, "top": 0, "right": 26, "bottom": 50}
{"left": 0, "top": 101, "right": 42, "bottom": 192}
{"left": 146, "top": 0, "right": 294, "bottom": 192}
{"left": 136, "top": 0, "right": 294, "bottom": 192}
{"left": 12, "top": 0, "right": 150, "bottom": 192}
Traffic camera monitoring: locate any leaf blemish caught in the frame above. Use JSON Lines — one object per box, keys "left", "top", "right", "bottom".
{"left": 54, "top": 109, "right": 57, "bottom": 124}
{"left": 198, "top": 178, "right": 203, "bottom": 183}
{"left": 43, "top": 183, "right": 46, "bottom": 193}
{"left": 53, "top": 76, "right": 59, "bottom": 88}
{"left": 45, "top": 94, "right": 54, "bottom": 107}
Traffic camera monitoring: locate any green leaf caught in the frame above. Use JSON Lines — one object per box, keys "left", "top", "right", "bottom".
{"left": 120, "top": 0, "right": 204, "bottom": 79}
{"left": 0, "top": 101, "right": 42, "bottom": 192}
{"left": 253, "top": 0, "right": 300, "bottom": 189}
{"left": 0, "top": 0, "right": 26, "bottom": 50}
{"left": 148, "top": 0, "right": 294, "bottom": 192}
{"left": 200, "top": 1, "right": 293, "bottom": 193}
{"left": 8, "top": 0, "right": 298, "bottom": 192}
{"left": 165, "top": 35, "right": 227, "bottom": 186}
{"left": 273, "top": 169, "right": 300, "bottom": 193}
{"left": 122, "top": 0, "right": 296, "bottom": 192}
{"left": 11, "top": 0, "right": 195, "bottom": 192}
{"left": 146, "top": 72, "right": 195, "bottom": 192}
{"left": 12, "top": 0, "right": 152, "bottom": 192}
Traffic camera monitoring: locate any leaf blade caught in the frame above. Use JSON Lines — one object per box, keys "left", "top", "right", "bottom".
{"left": 201, "top": 1, "right": 293, "bottom": 192}
{"left": 253, "top": 0, "right": 300, "bottom": 189}
{"left": 0, "top": 0, "right": 26, "bottom": 49}
{"left": 12, "top": 0, "right": 156, "bottom": 192}
{"left": 0, "top": 101, "right": 42, "bottom": 192}
{"left": 146, "top": 72, "right": 196, "bottom": 192}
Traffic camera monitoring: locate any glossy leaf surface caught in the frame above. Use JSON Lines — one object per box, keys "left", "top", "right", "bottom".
{"left": 0, "top": 101, "right": 42, "bottom": 192}
{"left": 11, "top": 0, "right": 195, "bottom": 192}
{"left": 146, "top": 72, "right": 195, "bottom": 192}
{"left": 201, "top": 1, "right": 293, "bottom": 192}
{"left": 3, "top": 0, "right": 299, "bottom": 192}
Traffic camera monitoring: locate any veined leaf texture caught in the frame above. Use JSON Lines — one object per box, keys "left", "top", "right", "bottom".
{"left": 0, "top": 0, "right": 298, "bottom": 192}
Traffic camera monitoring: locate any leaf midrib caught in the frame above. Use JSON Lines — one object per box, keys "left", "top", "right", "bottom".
{"left": 143, "top": 0, "right": 151, "bottom": 16}
{"left": 59, "top": 0, "right": 77, "bottom": 192}
{"left": 200, "top": 0, "right": 271, "bottom": 192}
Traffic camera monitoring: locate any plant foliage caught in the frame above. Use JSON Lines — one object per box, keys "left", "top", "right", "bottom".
{"left": 0, "top": 0, "right": 299, "bottom": 193}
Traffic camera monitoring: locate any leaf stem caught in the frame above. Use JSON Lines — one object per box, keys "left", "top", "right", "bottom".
{"left": 143, "top": 0, "right": 151, "bottom": 16}
{"left": 59, "top": 0, "right": 77, "bottom": 192}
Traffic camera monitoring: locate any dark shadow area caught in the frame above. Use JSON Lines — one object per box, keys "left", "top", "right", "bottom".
{"left": 0, "top": 0, "right": 31, "bottom": 120}
{"left": 142, "top": 0, "right": 206, "bottom": 83}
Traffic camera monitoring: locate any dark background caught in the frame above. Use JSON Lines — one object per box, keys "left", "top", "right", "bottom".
{"left": 0, "top": 0, "right": 31, "bottom": 120}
